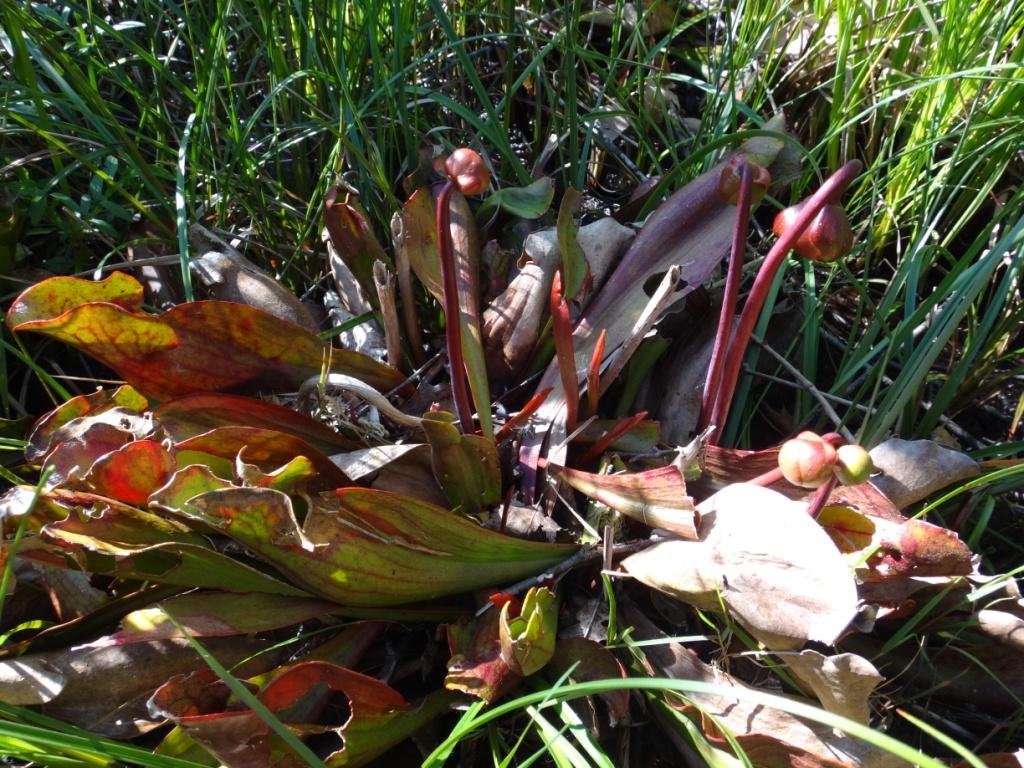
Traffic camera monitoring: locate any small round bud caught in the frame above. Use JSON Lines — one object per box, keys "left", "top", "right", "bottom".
{"left": 794, "top": 430, "right": 827, "bottom": 443}
{"left": 444, "top": 148, "right": 490, "bottom": 196}
{"left": 718, "top": 157, "right": 771, "bottom": 205}
{"left": 778, "top": 432, "right": 838, "bottom": 488}
{"left": 773, "top": 201, "right": 854, "bottom": 263}
{"left": 833, "top": 444, "right": 873, "bottom": 485}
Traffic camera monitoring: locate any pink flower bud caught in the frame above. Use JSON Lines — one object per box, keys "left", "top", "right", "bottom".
{"left": 773, "top": 201, "right": 854, "bottom": 263}
{"left": 778, "top": 431, "right": 838, "bottom": 488}
{"left": 444, "top": 148, "right": 490, "bottom": 196}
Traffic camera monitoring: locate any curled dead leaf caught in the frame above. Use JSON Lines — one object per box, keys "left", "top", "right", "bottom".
{"left": 0, "top": 636, "right": 280, "bottom": 738}
{"left": 781, "top": 650, "right": 884, "bottom": 725}
{"left": 977, "top": 609, "right": 1024, "bottom": 650}
{"left": 482, "top": 217, "right": 634, "bottom": 377}
{"left": 189, "top": 224, "right": 318, "bottom": 332}
{"left": 547, "top": 463, "right": 697, "bottom": 538}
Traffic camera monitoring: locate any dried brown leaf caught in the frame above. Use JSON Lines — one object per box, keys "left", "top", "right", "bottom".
{"left": 782, "top": 650, "right": 883, "bottom": 725}
{"left": 868, "top": 438, "right": 981, "bottom": 508}
{"left": 623, "top": 483, "right": 858, "bottom": 648}
{"left": 625, "top": 604, "right": 906, "bottom": 767}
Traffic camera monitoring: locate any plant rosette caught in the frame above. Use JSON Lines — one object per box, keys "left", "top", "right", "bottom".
{"left": 499, "top": 586, "right": 558, "bottom": 677}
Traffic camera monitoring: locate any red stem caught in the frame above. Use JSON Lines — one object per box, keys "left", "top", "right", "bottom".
{"left": 436, "top": 180, "right": 475, "bottom": 433}
{"left": 551, "top": 271, "right": 579, "bottom": 431}
{"left": 496, "top": 387, "right": 554, "bottom": 443}
{"left": 707, "top": 160, "right": 862, "bottom": 444}
{"left": 820, "top": 431, "right": 845, "bottom": 447}
{"left": 806, "top": 475, "right": 837, "bottom": 519}
{"left": 576, "top": 410, "right": 648, "bottom": 466}
{"left": 586, "top": 328, "right": 607, "bottom": 418}
{"left": 748, "top": 466, "right": 784, "bottom": 487}
{"left": 699, "top": 160, "right": 754, "bottom": 433}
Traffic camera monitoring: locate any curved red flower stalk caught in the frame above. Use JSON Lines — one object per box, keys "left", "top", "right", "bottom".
{"left": 707, "top": 160, "right": 862, "bottom": 444}
{"left": 434, "top": 148, "right": 491, "bottom": 434}
{"left": 699, "top": 159, "right": 755, "bottom": 433}
{"left": 436, "top": 179, "right": 475, "bottom": 433}
{"left": 550, "top": 270, "right": 579, "bottom": 432}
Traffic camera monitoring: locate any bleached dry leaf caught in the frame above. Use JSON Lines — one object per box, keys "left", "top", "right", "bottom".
{"left": 519, "top": 217, "right": 635, "bottom": 293}
{"left": 625, "top": 604, "right": 907, "bottom": 768}
{"left": 484, "top": 503, "right": 562, "bottom": 541}
{"left": 547, "top": 463, "right": 697, "bottom": 538}
{"left": 699, "top": 484, "right": 859, "bottom": 647}
{"left": 869, "top": 438, "right": 980, "bottom": 508}
{"left": 483, "top": 217, "right": 634, "bottom": 376}
{"left": 331, "top": 444, "right": 428, "bottom": 480}
{"left": 782, "top": 650, "right": 884, "bottom": 724}
{"left": 978, "top": 609, "right": 1024, "bottom": 651}
{"left": 0, "top": 637, "right": 279, "bottom": 738}
{"left": 0, "top": 655, "right": 64, "bottom": 704}
{"left": 620, "top": 538, "right": 723, "bottom": 611}
{"left": 189, "top": 225, "right": 318, "bottom": 332}
{"left": 623, "top": 484, "right": 858, "bottom": 649}
{"left": 323, "top": 283, "right": 387, "bottom": 360}
{"left": 483, "top": 258, "right": 550, "bottom": 376}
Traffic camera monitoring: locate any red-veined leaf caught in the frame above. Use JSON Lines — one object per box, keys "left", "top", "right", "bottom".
{"left": 26, "top": 385, "right": 148, "bottom": 461}
{"left": 7, "top": 273, "right": 403, "bottom": 401}
{"left": 174, "top": 426, "right": 350, "bottom": 489}
{"left": 177, "top": 486, "right": 575, "bottom": 606}
{"left": 83, "top": 439, "right": 176, "bottom": 506}
{"left": 155, "top": 393, "right": 358, "bottom": 453}
{"left": 547, "top": 463, "right": 697, "bottom": 539}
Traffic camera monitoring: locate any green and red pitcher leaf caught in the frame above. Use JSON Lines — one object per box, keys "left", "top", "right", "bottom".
{"left": 174, "top": 486, "right": 574, "bottom": 606}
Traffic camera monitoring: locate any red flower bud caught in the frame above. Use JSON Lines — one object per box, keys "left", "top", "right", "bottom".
{"left": 773, "top": 201, "right": 854, "bottom": 263}
{"left": 778, "top": 431, "right": 838, "bottom": 488}
{"left": 444, "top": 148, "right": 490, "bottom": 196}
